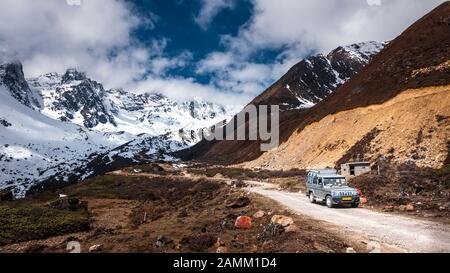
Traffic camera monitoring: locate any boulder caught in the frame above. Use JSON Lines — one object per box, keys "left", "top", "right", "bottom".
{"left": 216, "top": 246, "right": 228, "bottom": 253}
{"left": 398, "top": 205, "right": 407, "bottom": 211}
{"left": 259, "top": 222, "right": 285, "bottom": 240}
{"left": 88, "top": 244, "right": 103, "bottom": 253}
{"left": 382, "top": 205, "right": 394, "bottom": 212}
{"left": 360, "top": 197, "right": 368, "bottom": 204}
{"left": 270, "top": 215, "right": 294, "bottom": 227}
{"left": 345, "top": 247, "right": 357, "bottom": 253}
{"left": 220, "top": 214, "right": 238, "bottom": 230}
{"left": 253, "top": 210, "right": 265, "bottom": 218}
{"left": 234, "top": 216, "right": 252, "bottom": 229}
{"left": 0, "top": 187, "right": 14, "bottom": 201}
{"left": 227, "top": 196, "right": 251, "bottom": 208}
{"left": 405, "top": 204, "right": 415, "bottom": 212}
{"left": 156, "top": 236, "right": 173, "bottom": 247}
{"left": 49, "top": 197, "right": 87, "bottom": 211}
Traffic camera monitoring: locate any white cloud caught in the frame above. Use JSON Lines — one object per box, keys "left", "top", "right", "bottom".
{"left": 0, "top": 0, "right": 251, "bottom": 105}
{"left": 196, "top": 0, "right": 446, "bottom": 100}
{"left": 0, "top": 0, "right": 143, "bottom": 84}
{"left": 130, "top": 76, "right": 249, "bottom": 108}
{"left": 0, "top": 0, "right": 446, "bottom": 107}
{"left": 225, "top": 0, "right": 445, "bottom": 56}
{"left": 148, "top": 51, "right": 193, "bottom": 76}
{"left": 194, "top": 0, "right": 237, "bottom": 30}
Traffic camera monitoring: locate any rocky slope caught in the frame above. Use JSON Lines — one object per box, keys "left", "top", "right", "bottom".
{"left": 251, "top": 41, "right": 385, "bottom": 109}
{"left": 28, "top": 70, "right": 231, "bottom": 144}
{"left": 0, "top": 62, "right": 41, "bottom": 109}
{"left": 241, "top": 2, "right": 450, "bottom": 170}
{"left": 184, "top": 2, "right": 450, "bottom": 169}
{"left": 180, "top": 41, "right": 385, "bottom": 162}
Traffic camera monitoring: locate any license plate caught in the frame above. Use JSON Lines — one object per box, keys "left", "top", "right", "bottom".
{"left": 342, "top": 197, "right": 352, "bottom": 201}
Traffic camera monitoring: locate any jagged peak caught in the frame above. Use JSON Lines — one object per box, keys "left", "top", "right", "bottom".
{"left": 61, "top": 68, "right": 87, "bottom": 83}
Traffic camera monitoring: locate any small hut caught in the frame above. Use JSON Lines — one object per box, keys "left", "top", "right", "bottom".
{"left": 341, "top": 162, "right": 371, "bottom": 178}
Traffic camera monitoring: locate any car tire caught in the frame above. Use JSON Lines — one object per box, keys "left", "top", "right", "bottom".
{"left": 326, "top": 195, "right": 334, "bottom": 208}
{"left": 351, "top": 203, "right": 359, "bottom": 208}
{"left": 309, "top": 192, "right": 316, "bottom": 203}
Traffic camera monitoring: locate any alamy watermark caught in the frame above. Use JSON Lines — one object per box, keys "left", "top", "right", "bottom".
{"left": 181, "top": 105, "right": 280, "bottom": 152}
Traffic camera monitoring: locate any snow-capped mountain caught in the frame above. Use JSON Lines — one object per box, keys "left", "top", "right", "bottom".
{"left": 181, "top": 41, "right": 386, "bottom": 162}
{"left": 1, "top": 61, "right": 233, "bottom": 197}
{"left": 28, "top": 70, "right": 231, "bottom": 144}
{"left": 252, "top": 41, "right": 386, "bottom": 109}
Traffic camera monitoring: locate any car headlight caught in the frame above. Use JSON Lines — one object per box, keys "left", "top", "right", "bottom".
{"left": 332, "top": 192, "right": 339, "bottom": 197}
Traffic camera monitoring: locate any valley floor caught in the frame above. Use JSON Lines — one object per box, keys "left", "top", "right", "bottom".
{"left": 0, "top": 163, "right": 448, "bottom": 253}
{"left": 0, "top": 166, "right": 359, "bottom": 253}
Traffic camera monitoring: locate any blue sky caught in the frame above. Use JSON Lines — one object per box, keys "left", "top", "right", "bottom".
{"left": 129, "top": 0, "right": 255, "bottom": 84}
{"left": 0, "top": 0, "right": 446, "bottom": 105}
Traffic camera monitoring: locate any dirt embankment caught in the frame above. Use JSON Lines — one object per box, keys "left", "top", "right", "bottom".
{"left": 242, "top": 85, "right": 450, "bottom": 170}
{"left": 0, "top": 168, "right": 359, "bottom": 253}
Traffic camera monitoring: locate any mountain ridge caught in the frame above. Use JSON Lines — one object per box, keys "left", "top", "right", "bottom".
{"left": 0, "top": 62, "right": 233, "bottom": 197}
{"left": 181, "top": 2, "right": 450, "bottom": 167}
{"left": 179, "top": 41, "right": 385, "bottom": 162}
{"left": 237, "top": 2, "right": 450, "bottom": 169}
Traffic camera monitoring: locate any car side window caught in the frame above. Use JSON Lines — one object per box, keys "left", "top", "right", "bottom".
{"left": 313, "top": 177, "right": 318, "bottom": 185}
{"left": 318, "top": 178, "right": 323, "bottom": 186}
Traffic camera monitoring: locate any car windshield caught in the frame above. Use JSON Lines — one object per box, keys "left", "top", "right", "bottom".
{"left": 323, "top": 178, "right": 347, "bottom": 187}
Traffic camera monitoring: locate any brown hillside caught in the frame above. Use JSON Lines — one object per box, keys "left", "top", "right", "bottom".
{"left": 183, "top": 2, "right": 450, "bottom": 165}
{"left": 242, "top": 85, "right": 450, "bottom": 170}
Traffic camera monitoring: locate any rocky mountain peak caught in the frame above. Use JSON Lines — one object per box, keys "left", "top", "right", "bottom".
{"left": 0, "top": 61, "right": 40, "bottom": 108}
{"left": 251, "top": 41, "right": 385, "bottom": 110}
{"left": 61, "top": 68, "right": 87, "bottom": 83}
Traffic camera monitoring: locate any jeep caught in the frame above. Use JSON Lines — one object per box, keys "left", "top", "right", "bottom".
{"left": 306, "top": 169, "right": 360, "bottom": 208}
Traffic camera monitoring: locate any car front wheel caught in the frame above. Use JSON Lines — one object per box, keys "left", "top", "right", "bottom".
{"left": 326, "top": 195, "right": 334, "bottom": 208}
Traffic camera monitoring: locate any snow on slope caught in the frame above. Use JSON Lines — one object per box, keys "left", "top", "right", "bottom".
{"left": 0, "top": 85, "right": 129, "bottom": 197}
{"left": 1, "top": 66, "right": 235, "bottom": 197}
{"left": 251, "top": 41, "right": 386, "bottom": 111}
{"left": 28, "top": 71, "right": 234, "bottom": 145}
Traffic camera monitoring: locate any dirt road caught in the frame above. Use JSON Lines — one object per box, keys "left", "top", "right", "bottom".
{"left": 246, "top": 182, "right": 450, "bottom": 253}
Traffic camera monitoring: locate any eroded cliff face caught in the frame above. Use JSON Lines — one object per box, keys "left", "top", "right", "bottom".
{"left": 241, "top": 85, "right": 450, "bottom": 170}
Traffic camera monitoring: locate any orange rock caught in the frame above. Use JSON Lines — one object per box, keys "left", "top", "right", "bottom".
{"left": 271, "top": 215, "right": 294, "bottom": 227}
{"left": 406, "top": 204, "right": 415, "bottom": 211}
{"left": 360, "top": 197, "right": 368, "bottom": 204}
{"left": 234, "top": 216, "right": 252, "bottom": 229}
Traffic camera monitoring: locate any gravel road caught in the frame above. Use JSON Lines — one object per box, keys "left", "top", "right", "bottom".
{"left": 246, "top": 182, "right": 450, "bottom": 253}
